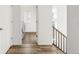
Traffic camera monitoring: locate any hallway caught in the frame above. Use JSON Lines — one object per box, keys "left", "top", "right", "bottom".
{"left": 22, "top": 32, "right": 36, "bottom": 44}
{"left": 0, "top": 5, "right": 67, "bottom": 54}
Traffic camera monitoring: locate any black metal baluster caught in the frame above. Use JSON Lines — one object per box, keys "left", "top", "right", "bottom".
{"left": 61, "top": 33, "right": 62, "bottom": 51}
{"left": 64, "top": 37, "right": 67, "bottom": 53}
{"left": 53, "top": 26, "right": 54, "bottom": 45}
{"left": 63, "top": 35, "right": 65, "bottom": 53}
{"left": 66, "top": 37, "right": 67, "bottom": 54}
{"left": 56, "top": 30, "right": 57, "bottom": 46}
{"left": 58, "top": 32, "right": 59, "bottom": 47}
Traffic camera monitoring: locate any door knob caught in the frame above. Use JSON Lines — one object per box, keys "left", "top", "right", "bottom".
{"left": 0, "top": 28, "right": 3, "bottom": 30}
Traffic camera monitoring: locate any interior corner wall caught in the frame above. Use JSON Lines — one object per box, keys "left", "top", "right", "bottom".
{"left": 37, "top": 5, "right": 53, "bottom": 45}
{"left": 53, "top": 5, "right": 67, "bottom": 36}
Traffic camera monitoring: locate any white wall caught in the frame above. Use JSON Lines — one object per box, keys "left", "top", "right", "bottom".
{"left": 37, "top": 5, "right": 53, "bottom": 45}
{"left": 67, "top": 6, "right": 79, "bottom": 54}
{"left": 21, "top": 5, "right": 36, "bottom": 32}
{"left": 11, "top": 6, "right": 22, "bottom": 45}
{"left": 52, "top": 5, "right": 67, "bottom": 36}
{"left": 0, "top": 6, "right": 12, "bottom": 53}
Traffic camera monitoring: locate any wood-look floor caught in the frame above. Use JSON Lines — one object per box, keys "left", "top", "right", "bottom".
{"left": 6, "top": 32, "right": 63, "bottom": 54}
{"left": 22, "top": 32, "right": 36, "bottom": 44}
{"left": 6, "top": 44, "right": 63, "bottom": 54}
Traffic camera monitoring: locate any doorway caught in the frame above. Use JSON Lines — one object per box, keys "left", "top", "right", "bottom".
{"left": 21, "top": 5, "right": 37, "bottom": 44}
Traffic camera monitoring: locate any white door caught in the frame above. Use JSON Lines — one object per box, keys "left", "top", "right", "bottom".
{"left": 0, "top": 6, "right": 11, "bottom": 53}
{"left": 21, "top": 6, "right": 36, "bottom": 32}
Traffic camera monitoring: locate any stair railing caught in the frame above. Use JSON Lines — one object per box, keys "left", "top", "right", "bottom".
{"left": 53, "top": 26, "right": 67, "bottom": 54}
